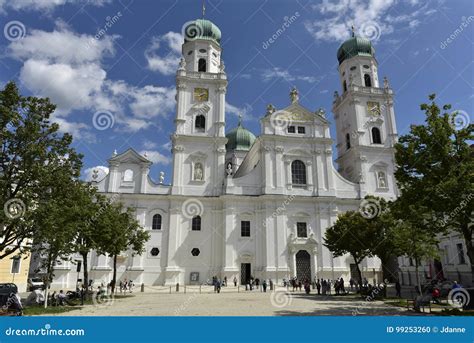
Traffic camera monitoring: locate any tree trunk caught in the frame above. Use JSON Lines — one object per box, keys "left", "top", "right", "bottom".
{"left": 43, "top": 252, "right": 54, "bottom": 308}
{"left": 415, "top": 259, "right": 422, "bottom": 295}
{"left": 81, "top": 252, "right": 89, "bottom": 295}
{"left": 353, "top": 256, "right": 363, "bottom": 291}
{"left": 111, "top": 254, "right": 117, "bottom": 294}
{"left": 461, "top": 227, "right": 474, "bottom": 283}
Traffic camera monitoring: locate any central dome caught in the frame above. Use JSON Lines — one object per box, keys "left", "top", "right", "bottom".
{"left": 226, "top": 121, "right": 256, "bottom": 151}
{"left": 337, "top": 35, "right": 375, "bottom": 65}
{"left": 184, "top": 19, "right": 221, "bottom": 45}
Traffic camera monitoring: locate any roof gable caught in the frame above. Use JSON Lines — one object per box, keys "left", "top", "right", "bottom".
{"left": 108, "top": 148, "right": 152, "bottom": 166}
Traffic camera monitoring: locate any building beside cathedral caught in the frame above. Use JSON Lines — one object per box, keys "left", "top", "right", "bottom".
{"left": 50, "top": 18, "right": 402, "bottom": 288}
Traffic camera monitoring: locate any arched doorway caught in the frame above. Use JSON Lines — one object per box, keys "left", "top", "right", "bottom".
{"left": 296, "top": 250, "right": 311, "bottom": 281}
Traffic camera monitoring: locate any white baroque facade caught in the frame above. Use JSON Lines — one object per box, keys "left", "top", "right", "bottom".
{"left": 51, "top": 20, "right": 400, "bottom": 289}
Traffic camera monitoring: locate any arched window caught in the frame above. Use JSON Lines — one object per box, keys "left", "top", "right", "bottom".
{"left": 123, "top": 169, "right": 133, "bottom": 182}
{"left": 192, "top": 216, "right": 201, "bottom": 231}
{"left": 198, "top": 58, "right": 206, "bottom": 72}
{"left": 291, "top": 160, "right": 307, "bottom": 185}
{"left": 152, "top": 214, "right": 162, "bottom": 230}
{"left": 371, "top": 127, "right": 382, "bottom": 144}
{"left": 343, "top": 80, "right": 347, "bottom": 92}
{"left": 364, "top": 74, "right": 372, "bottom": 87}
{"left": 195, "top": 114, "right": 205, "bottom": 132}
{"left": 346, "top": 133, "right": 351, "bottom": 150}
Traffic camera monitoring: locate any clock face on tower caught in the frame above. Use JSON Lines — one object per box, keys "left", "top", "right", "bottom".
{"left": 367, "top": 101, "right": 381, "bottom": 116}
{"left": 194, "top": 88, "right": 209, "bottom": 102}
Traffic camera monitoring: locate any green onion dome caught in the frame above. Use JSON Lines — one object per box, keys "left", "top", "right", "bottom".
{"left": 226, "top": 119, "right": 256, "bottom": 151}
{"left": 337, "top": 35, "right": 375, "bottom": 65}
{"left": 184, "top": 19, "right": 221, "bottom": 45}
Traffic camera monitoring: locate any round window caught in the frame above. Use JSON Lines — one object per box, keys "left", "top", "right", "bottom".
{"left": 187, "top": 50, "right": 193, "bottom": 55}
{"left": 350, "top": 66, "right": 357, "bottom": 71}
{"left": 199, "top": 49, "right": 206, "bottom": 53}
{"left": 363, "top": 65, "right": 370, "bottom": 69}
{"left": 150, "top": 247, "right": 160, "bottom": 256}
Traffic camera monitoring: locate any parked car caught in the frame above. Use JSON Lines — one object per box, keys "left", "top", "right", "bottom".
{"left": 27, "top": 277, "right": 44, "bottom": 291}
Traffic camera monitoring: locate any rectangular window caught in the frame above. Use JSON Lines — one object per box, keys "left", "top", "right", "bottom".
{"left": 192, "top": 216, "right": 201, "bottom": 231}
{"left": 296, "top": 222, "right": 307, "bottom": 238}
{"left": 241, "top": 221, "right": 250, "bottom": 237}
{"left": 287, "top": 126, "right": 295, "bottom": 133}
{"left": 297, "top": 126, "right": 306, "bottom": 134}
{"left": 457, "top": 243, "right": 466, "bottom": 264}
{"left": 11, "top": 256, "right": 20, "bottom": 274}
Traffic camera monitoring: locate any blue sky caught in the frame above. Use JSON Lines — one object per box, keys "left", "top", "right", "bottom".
{"left": 0, "top": 0, "right": 472, "bottom": 183}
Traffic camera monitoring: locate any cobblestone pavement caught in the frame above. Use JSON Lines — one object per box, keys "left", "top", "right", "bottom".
{"left": 44, "top": 287, "right": 410, "bottom": 316}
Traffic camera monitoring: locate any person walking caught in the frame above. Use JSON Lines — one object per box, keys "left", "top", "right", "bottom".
{"left": 233, "top": 276, "right": 237, "bottom": 287}
{"left": 316, "top": 279, "right": 321, "bottom": 295}
{"left": 262, "top": 279, "right": 267, "bottom": 292}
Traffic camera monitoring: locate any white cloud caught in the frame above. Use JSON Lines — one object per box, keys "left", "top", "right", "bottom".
{"left": 140, "top": 150, "right": 171, "bottom": 165}
{"left": 305, "top": 0, "right": 430, "bottom": 43}
{"left": 9, "top": 24, "right": 115, "bottom": 64}
{"left": 20, "top": 59, "right": 107, "bottom": 113}
{"left": 129, "top": 85, "right": 176, "bottom": 118}
{"left": 0, "top": 0, "right": 110, "bottom": 13}
{"left": 142, "top": 139, "right": 158, "bottom": 149}
{"left": 7, "top": 23, "right": 177, "bottom": 137}
{"left": 226, "top": 102, "right": 254, "bottom": 121}
{"left": 261, "top": 67, "right": 321, "bottom": 83}
{"left": 145, "top": 32, "right": 183, "bottom": 75}
{"left": 83, "top": 165, "right": 109, "bottom": 181}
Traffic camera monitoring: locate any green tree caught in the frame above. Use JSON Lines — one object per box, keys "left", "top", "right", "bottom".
{"left": 324, "top": 211, "right": 378, "bottom": 287}
{"left": 392, "top": 203, "right": 439, "bottom": 294}
{"left": 395, "top": 94, "right": 473, "bottom": 280}
{"left": 368, "top": 197, "right": 399, "bottom": 282}
{"left": 33, "top": 179, "right": 83, "bottom": 307}
{"left": 96, "top": 203, "right": 149, "bottom": 293}
{"left": 70, "top": 184, "right": 108, "bottom": 291}
{"left": 0, "top": 81, "right": 82, "bottom": 259}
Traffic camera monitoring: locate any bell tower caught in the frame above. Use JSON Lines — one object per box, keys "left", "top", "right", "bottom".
{"left": 332, "top": 28, "right": 398, "bottom": 197}
{"left": 171, "top": 17, "right": 227, "bottom": 196}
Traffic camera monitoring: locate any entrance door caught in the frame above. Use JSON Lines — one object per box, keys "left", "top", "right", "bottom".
{"left": 295, "top": 250, "right": 311, "bottom": 281}
{"left": 240, "top": 263, "right": 251, "bottom": 284}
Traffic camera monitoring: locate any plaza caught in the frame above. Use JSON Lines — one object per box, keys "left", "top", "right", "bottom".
{"left": 42, "top": 287, "right": 408, "bottom": 317}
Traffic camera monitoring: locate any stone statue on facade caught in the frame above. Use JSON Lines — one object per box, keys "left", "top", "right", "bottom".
{"left": 194, "top": 163, "right": 203, "bottom": 181}
{"left": 289, "top": 87, "right": 299, "bottom": 103}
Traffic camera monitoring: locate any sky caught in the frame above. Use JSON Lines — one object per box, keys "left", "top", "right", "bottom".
{"left": 0, "top": 0, "right": 472, "bottom": 184}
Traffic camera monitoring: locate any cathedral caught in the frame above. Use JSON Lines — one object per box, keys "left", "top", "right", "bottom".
{"left": 52, "top": 18, "right": 399, "bottom": 288}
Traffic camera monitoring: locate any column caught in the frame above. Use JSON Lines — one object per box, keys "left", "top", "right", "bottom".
{"left": 140, "top": 165, "right": 148, "bottom": 193}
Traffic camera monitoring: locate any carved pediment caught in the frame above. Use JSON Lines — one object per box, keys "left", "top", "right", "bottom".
{"left": 108, "top": 148, "right": 152, "bottom": 166}
{"left": 272, "top": 103, "right": 329, "bottom": 125}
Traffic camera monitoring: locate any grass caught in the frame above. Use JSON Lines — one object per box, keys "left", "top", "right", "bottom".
{"left": 22, "top": 293, "right": 135, "bottom": 316}
{"left": 23, "top": 306, "right": 81, "bottom": 316}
